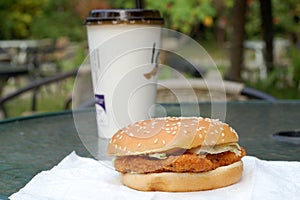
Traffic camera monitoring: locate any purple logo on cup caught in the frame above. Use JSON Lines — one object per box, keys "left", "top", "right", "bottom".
{"left": 95, "top": 94, "right": 106, "bottom": 112}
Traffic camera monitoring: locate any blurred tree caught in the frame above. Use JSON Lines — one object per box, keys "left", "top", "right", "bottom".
{"left": 272, "top": 0, "right": 300, "bottom": 44}
{"left": 246, "top": 0, "right": 300, "bottom": 42}
{"left": 259, "top": 0, "right": 274, "bottom": 73}
{"left": 0, "top": 0, "right": 45, "bottom": 39}
{"left": 226, "top": 0, "right": 247, "bottom": 81}
{"left": 0, "top": 0, "right": 109, "bottom": 40}
{"left": 110, "top": 0, "right": 216, "bottom": 35}
{"left": 30, "top": 0, "right": 84, "bottom": 40}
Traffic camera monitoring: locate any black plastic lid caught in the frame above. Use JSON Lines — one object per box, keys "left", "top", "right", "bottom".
{"left": 84, "top": 9, "right": 164, "bottom": 25}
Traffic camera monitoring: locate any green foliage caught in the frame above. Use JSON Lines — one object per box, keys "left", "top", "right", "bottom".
{"left": 110, "top": 0, "right": 216, "bottom": 35}
{"left": 244, "top": 54, "right": 300, "bottom": 99}
{"left": 30, "top": 0, "right": 85, "bottom": 40}
{"left": 272, "top": 0, "right": 300, "bottom": 34}
{"left": 30, "top": 11, "right": 84, "bottom": 40}
{"left": 0, "top": 0, "right": 45, "bottom": 39}
{"left": 244, "top": 1, "right": 260, "bottom": 39}
{"left": 0, "top": 0, "right": 85, "bottom": 40}
{"left": 245, "top": 66, "right": 300, "bottom": 99}
{"left": 245, "top": 0, "right": 300, "bottom": 39}
{"left": 2, "top": 0, "right": 300, "bottom": 42}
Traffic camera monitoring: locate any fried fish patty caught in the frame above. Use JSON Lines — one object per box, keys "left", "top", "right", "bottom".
{"left": 114, "top": 147, "right": 246, "bottom": 174}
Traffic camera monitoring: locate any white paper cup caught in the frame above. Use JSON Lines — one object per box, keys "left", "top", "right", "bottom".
{"left": 85, "top": 9, "right": 163, "bottom": 138}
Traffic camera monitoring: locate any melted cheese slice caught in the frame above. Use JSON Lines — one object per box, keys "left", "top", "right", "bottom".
{"left": 190, "top": 143, "right": 242, "bottom": 156}
{"left": 148, "top": 143, "right": 241, "bottom": 159}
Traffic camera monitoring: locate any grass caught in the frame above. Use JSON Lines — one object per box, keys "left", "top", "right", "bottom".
{"left": 246, "top": 82, "right": 300, "bottom": 99}
{"left": 1, "top": 42, "right": 84, "bottom": 119}
{"left": 4, "top": 90, "right": 71, "bottom": 118}
{"left": 246, "top": 79, "right": 300, "bottom": 99}
{"left": 2, "top": 76, "right": 75, "bottom": 119}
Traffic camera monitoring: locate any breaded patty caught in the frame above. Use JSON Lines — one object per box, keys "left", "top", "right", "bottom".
{"left": 114, "top": 147, "right": 246, "bottom": 174}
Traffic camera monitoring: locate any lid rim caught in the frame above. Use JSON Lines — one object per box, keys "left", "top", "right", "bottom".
{"left": 84, "top": 9, "right": 164, "bottom": 25}
{"left": 85, "top": 18, "right": 164, "bottom": 22}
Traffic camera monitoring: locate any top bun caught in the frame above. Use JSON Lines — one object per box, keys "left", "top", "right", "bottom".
{"left": 107, "top": 117, "right": 239, "bottom": 156}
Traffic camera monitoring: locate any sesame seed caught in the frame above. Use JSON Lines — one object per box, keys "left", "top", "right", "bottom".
{"left": 197, "top": 127, "right": 205, "bottom": 131}
{"left": 114, "top": 144, "right": 118, "bottom": 149}
{"left": 129, "top": 132, "right": 134, "bottom": 137}
{"left": 221, "top": 133, "right": 225, "bottom": 137}
{"left": 123, "top": 146, "right": 127, "bottom": 151}
{"left": 116, "top": 134, "right": 120, "bottom": 138}
{"left": 137, "top": 143, "right": 141, "bottom": 147}
{"left": 154, "top": 138, "right": 158, "bottom": 144}
{"left": 199, "top": 134, "right": 203, "bottom": 138}
{"left": 152, "top": 121, "right": 158, "bottom": 125}
{"left": 172, "top": 131, "right": 177, "bottom": 135}
{"left": 119, "top": 135, "right": 123, "bottom": 140}
{"left": 162, "top": 140, "right": 166, "bottom": 144}
{"left": 214, "top": 130, "right": 219, "bottom": 134}
{"left": 183, "top": 130, "right": 188, "bottom": 134}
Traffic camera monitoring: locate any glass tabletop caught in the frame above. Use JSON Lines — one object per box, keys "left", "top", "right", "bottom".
{"left": 0, "top": 101, "right": 300, "bottom": 197}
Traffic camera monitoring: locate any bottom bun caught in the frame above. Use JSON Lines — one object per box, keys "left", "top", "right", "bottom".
{"left": 121, "top": 161, "right": 243, "bottom": 192}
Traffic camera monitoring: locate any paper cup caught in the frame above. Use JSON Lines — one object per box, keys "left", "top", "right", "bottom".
{"left": 84, "top": 9, "right": 163, "bottom": 138}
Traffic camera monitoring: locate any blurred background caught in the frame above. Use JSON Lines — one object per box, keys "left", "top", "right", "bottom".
{"left": 0, "top": 0, "right": 300, "bottom": 119}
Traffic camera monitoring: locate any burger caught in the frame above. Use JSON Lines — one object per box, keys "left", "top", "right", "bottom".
{"left": 107, "top": 117, "right": 246, "bottom": 192}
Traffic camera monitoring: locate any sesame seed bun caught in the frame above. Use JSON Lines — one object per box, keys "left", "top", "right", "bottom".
{"left": 107, "top": 117, "right": 239, "bottom": 156}
{"left": 120, "top": 160, "right": 243, "bottom": 192}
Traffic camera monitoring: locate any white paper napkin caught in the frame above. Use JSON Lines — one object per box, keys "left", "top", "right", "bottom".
{"left": 10, "top": 152, "right": 300, "bottom": 200}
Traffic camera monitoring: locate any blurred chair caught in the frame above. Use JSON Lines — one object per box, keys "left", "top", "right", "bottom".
{"left": 156, "top": 78, "right": 277, "bottom": 103}
{"left": 31, "top": 38, "right": 70, "bottom": 77}
{"left": 0, "top": 68, "right": 78, "bottom": 119}
{"left": 243, "top": 38, "right": 290, "bottom": 82}
{"left": 69, "top": 77, "right": 277, "bottom": 111}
